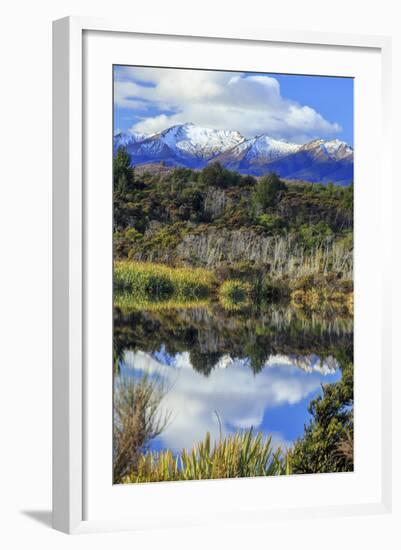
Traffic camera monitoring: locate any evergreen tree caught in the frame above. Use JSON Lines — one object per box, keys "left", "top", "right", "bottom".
{"left": 252, "top": 172, "right": 286, "bottom": 212}
{"left": 114, "top": 146, "right": 135, "bottom": 195}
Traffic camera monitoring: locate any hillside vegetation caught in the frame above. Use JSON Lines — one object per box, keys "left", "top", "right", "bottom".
{"left": 114, "top": 148, "right": 353, "bottom": 302}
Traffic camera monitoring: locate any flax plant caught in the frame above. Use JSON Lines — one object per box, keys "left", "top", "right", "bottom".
{"left": 122, "top": 429, "right": 291, "bottom": 483}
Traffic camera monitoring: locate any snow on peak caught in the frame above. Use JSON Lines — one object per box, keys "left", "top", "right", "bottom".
{"left": 252, "top": 135, "right": 302, "bottom": 158}
{"left": 114, "top": 130, "right": 148, "bottom": 148}
{"left": 322, "top": 139, "right": 353, "bottom": 160}
{"left": 113, "top": 122, "right": 353, "bottom": 183}
{"left": 154, "top": 123, "right": 246, "bottom": 159}
{"left": 222, "top": 133, "right": 302, "bottom": 163}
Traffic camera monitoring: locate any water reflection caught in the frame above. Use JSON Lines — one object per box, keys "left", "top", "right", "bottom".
{"left": 114, "top": 302, "right": 352, "bottom": 454}
{"left": 119, "top": 348, "right": 340, "bottom": 453}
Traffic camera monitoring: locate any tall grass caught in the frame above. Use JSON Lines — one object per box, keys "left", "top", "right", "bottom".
{"left": 114, "top": 261, "right": 215, "bottom": 302}
{"left": 122, "top": 429, "right": 291, "bottom": 483}
{"left": 113, "top": 374, "right": 171, "bottom": 484}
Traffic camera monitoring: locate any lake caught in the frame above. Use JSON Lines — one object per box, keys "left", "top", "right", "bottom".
{"left": 114, "top": 302, "right": 352, "bottom": 455}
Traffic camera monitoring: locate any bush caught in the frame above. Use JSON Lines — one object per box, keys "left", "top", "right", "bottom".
{"left": 124, "top": 227, "right": 142, "bottom": 242}
{"left": 219, "top": 279, "right": 251, "bottom": 310}
{"left": 256, "top": 213, "right": 286, "bottom": 233}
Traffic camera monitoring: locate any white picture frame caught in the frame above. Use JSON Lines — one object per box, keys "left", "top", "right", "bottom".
{"left": 52, "top": 16, "right": 392, "bottom": 534}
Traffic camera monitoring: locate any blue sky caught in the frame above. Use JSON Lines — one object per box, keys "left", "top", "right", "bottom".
{"left": 114, "top": 65, "right": 353, "bottom": 146}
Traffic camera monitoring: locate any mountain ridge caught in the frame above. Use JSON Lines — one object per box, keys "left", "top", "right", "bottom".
{"left": 114, "top": 123, "right": 353, "bottom": 185}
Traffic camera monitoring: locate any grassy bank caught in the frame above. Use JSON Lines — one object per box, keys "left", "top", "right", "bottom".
{"left": 114, "top": 260, "right": 353, "bottom": 316}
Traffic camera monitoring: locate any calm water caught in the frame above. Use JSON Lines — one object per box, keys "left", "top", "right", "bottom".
{"left": 114, "top": 303, "right": 352, "bottom": 453}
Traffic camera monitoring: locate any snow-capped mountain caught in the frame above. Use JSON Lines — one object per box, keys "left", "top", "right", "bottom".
{"left": 262, "top": 138, "right": 354, "bottom": 185}
{"left": 114, "top": 123, "right": 353, "bottom": 185}
{"left": 113, "top": 130, "right": 148, "bottom": 151}
{"left": 213, "top": 135, "right": 303, "bottom": 172}
{"left": 116, "top": 123, "right": 245, "bottom": 167}
{"left": 154, "top": 123, "right": 245, "bottom": 159}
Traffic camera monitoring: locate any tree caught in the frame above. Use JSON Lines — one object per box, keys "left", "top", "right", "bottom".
{"left": 114, "top": 146, "right": 135, "bottom": 195}
{"left": 290, "top": 356, "right": 354, "bottom": 473}
{"left": 341, "top": 182, "right": 353, "bottom": 211}
{"left": 252, "top": 172, "right": 286, "bottom": 212}
{"left": 199, "top": 162, "right": 240, "bottom": 188}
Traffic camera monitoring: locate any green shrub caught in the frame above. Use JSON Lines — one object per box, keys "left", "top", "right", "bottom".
{"left": 124, "top": 227, "right": 142, "bottom": 242}
{"left": 256, "top": 213, "right": 286, "bottom": 233}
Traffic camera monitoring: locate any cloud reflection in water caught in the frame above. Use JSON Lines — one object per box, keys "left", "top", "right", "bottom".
{"left": 120, "top": 348, "right": 340, "bottom": 453}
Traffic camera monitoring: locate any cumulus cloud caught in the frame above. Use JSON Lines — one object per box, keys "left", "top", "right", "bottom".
{"left": 121, "top": 350, "right": 338, "bottom": 453}
{"left": 114, "top": 66, "right": 341, "bottom": 143}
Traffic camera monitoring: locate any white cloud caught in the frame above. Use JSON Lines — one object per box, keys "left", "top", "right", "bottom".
{"left": 121, "top": 350, "right": 338, "bottom": 453}
{"left": 114, "top": 67, "right": 341, "bottom": 143}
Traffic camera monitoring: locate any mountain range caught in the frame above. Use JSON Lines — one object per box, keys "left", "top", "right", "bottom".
{"left": 114, "top": 122, "right": 354, "bottom": 185}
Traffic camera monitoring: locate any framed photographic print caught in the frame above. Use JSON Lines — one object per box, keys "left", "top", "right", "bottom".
{"left": 52, "top": 17, "right": 392, "bottom": 533}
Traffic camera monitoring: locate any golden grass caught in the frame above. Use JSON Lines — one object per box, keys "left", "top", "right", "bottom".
{"left": 114, "top": 294, "right": 210, "bottom": 314}
{"left": 114, "top": 261, "right": 216, "bottom": 301}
